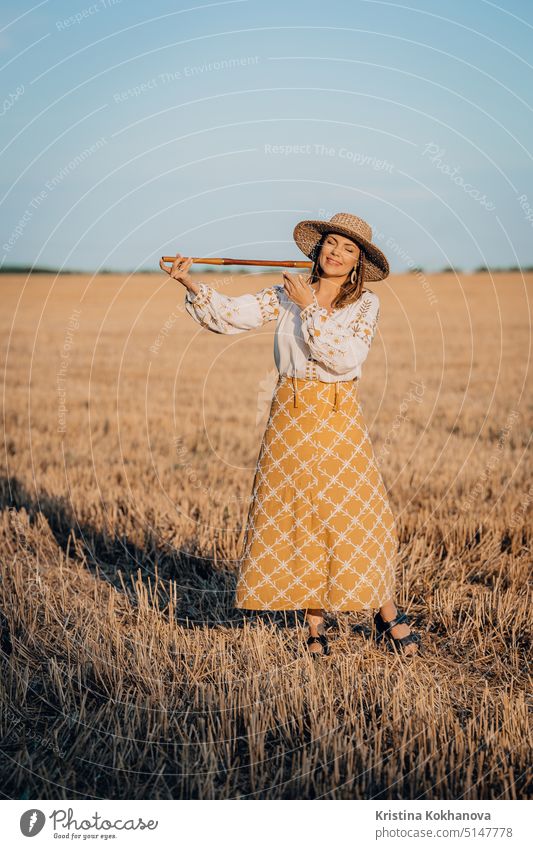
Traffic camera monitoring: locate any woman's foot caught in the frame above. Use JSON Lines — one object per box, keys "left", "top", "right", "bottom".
{"left": 306, "top": 624, "right": 330, "bottom": 656}
{"left": 305, "top": 609, "right": 330, "bottom": 656}
{"left": 375, "top": 602, "right": 420, "bottom": 656}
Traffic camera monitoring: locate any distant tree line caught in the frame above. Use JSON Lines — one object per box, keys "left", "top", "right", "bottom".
{"left": 0, "top": 264, "right": 252, "bottom": 274}
{"left": 408, "top": 265, "right": 533, "bottom": 274}
{"left": 2, "top": 264, "right": 533, "bottom": 275}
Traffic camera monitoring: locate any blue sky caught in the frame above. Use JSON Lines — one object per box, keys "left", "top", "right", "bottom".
{"left": 1, "top": 0, "right": 532, "bottom": 272}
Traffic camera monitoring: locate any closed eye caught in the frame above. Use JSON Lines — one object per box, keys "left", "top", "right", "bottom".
{"left": 326, "top": 237, "right": 356, "bottom": 253}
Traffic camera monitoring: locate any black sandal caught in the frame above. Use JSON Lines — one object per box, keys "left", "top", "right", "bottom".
{"left": 306, "top": 631, "right": 331, "bottom": 657}
{"left": 374, "top": 609, "right": 420, "bottom": 655}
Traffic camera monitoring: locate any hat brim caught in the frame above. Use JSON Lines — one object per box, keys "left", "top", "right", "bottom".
{"left": 293, "top": 220, "right": 389, "bottom": 282}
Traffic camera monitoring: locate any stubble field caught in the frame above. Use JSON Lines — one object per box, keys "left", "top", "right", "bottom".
{"left": 0, "top": 270, "right": 531, "bottom": 799}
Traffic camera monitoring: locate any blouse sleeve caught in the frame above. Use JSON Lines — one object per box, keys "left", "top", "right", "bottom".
{"left": 184, "top": 282, "right": 280, "bottom": 334}
{"left": 299, "top": 291, "right": 380, "bottom": 375}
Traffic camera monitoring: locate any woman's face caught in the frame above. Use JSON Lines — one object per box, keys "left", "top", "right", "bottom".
{"left": 319, "top": 232, "right": 360, "bottom": 277}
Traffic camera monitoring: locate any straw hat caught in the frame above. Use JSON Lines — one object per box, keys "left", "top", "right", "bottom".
{"left": 293, "top": 212, "right": 390, "bottom": 282}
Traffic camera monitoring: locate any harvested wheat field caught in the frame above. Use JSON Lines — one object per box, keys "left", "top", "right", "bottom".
{"left": 0, "top": 270, "right": 531, "bottom": 800}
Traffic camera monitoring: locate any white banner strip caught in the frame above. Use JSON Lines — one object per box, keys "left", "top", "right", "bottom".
{"left": 2, "top": 799, "right": 530, "bottom": 847}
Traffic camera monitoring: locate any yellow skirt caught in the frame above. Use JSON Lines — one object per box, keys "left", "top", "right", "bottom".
{"left": 234, "top": 374, "right": 398, "bottom": 611}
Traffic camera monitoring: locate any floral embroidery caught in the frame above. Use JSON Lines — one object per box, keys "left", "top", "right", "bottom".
{"left": 349, "top": 298, "right": 380, "bottom": 349}
{"left": 185, "top": 282, "right": 280, "bottom": 334}
{"left": 299, "top": 292, "right": 380, "bottom": 375}
{"left": 184, "top": 281, "right": 380, "bottom": 380}
{"left": 187, "top": 283, "right": 213, "bottom": 311}
{"left": 299, "top": 302, "right": 320, "bottom": 322}
{"left": 254, "top": 286, "right": 280, "bottom": 323}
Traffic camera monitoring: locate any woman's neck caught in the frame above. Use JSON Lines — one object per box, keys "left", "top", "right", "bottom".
{"left": 312, "top": 275, "right": 344, "bottom": 300}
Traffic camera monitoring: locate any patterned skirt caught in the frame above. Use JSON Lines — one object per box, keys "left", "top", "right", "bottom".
{"left": 234, "top": 374, "right": 399, "bottom": 611}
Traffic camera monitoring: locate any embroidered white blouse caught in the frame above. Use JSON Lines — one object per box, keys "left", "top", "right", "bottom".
{"left": 184, "top": 280, "right": 380, "bottom": 382}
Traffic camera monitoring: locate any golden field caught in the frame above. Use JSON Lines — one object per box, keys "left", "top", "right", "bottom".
{"left": 0, "top": 270, "right": 531, "bottom": 799}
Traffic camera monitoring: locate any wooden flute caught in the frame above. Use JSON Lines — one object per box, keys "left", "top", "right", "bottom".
{"left": 161, "top": 256, "right": 312, "bottom": 268}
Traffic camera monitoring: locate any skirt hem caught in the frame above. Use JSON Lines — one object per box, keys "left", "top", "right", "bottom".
{"left": 234, "top": 599, "right": 392, "bottom": 612}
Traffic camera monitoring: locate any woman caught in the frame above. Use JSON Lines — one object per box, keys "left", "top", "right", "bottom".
{"left": 160, "top": 212, "right": 420, "bottom": 657}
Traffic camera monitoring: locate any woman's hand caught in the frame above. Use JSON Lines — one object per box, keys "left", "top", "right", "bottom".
{"left": 159, "top": 253, "right": 200, "bottom": 296}
{"left": 282, "top": 272, "right": 316, "bottom": 310}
